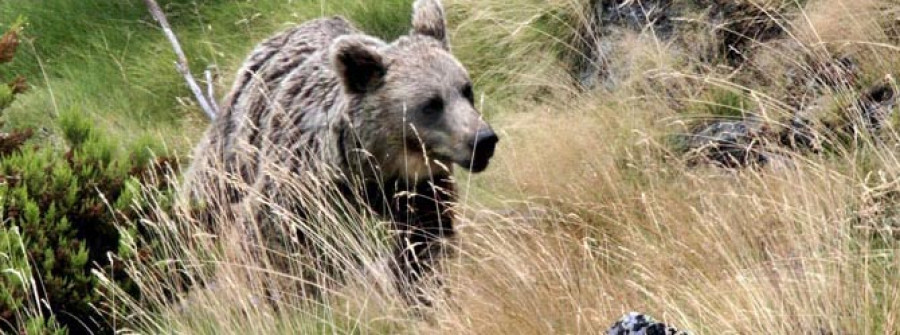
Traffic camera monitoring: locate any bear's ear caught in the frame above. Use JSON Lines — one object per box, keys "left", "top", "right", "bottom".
{"left": 331, "top": 35, "right": 388, "bottom": 94}
{"left": 411, "top": 0, "right": 449, "bottom": 49}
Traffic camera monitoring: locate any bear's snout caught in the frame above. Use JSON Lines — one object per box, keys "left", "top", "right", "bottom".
{"left": 465, "top": 127, "right": 498, "bottom": 173}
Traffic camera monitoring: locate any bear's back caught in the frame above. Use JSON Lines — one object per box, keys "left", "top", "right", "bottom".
{"left": 221, "top": 16, "right": 357, "bottom": 140}
{"left": 187, "top": 17, "right": 358, "bottom": 198}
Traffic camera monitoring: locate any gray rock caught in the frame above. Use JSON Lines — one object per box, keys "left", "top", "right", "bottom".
{"left": 779, "top": 115, "right": 821, "bottom": 152}
{"left": 576, "top": 0, "right": 679, "bottom": 89}
{"left": 855, "top": 81, "right": 897, "bottom": 132}
{"left": 704, "top": 0, "right": 789, "bottom": 64}
{"left": 686, "top": 120, "right": 770, "bottom": 168}
{"left": 607, "top": 312, "right": 690, "bottom": 335}
{"left": 596, "top": 0, "right": 676, "bottom": 38}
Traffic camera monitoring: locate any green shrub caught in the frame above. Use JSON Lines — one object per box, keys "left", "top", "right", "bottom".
{"left": 0, "top": 21, "right": 71, "bottom": 335}
{"left": 0, "top": 26, "right": 177, "bottom": 332}
{"left": 0, "top": 107, "right": 177, "bottom": 333}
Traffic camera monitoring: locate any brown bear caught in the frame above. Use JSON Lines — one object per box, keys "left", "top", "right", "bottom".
{"left": 185, "top": 0, "right": 498, "bottom": 305}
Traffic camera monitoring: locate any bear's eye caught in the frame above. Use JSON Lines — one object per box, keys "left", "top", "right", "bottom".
{"left": 421, "top": 96, "right": 444, "bottom": 116}
{"left": 462, "top": 83, "right": 474, "bottom": 104}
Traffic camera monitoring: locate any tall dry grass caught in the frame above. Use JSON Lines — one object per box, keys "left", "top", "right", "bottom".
{"left": 99, "top": 0, "right": 900, "bottom": 334}
{"left": 430, "top": 102, "right": 900, "bottom": 334}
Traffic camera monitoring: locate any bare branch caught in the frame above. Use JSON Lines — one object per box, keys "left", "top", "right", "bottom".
{"left": 144, "top": 0, "right": 218, "bottom": 120}
{"left": 205, "top": 66, "right": 220, "bottom": 113}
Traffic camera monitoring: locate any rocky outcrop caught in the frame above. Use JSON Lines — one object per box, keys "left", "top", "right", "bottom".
{"left": 685, "top": 78, "right": 898, "bottom": 168}
{"left": 576, "top": 0, "right": 793, "bottom": 89}
{"left": 681, "top": 57, "right": 875, "bottom": 168}
{"left": 573, "top": 2, "right": 898, "bottom": 169}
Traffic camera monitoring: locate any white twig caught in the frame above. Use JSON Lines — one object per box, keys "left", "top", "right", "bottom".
{"left": 205, "top": 67, "right": 220, "bottom": 113}
{"left": 144, "top": 0, "right": 218, "bottom": 120}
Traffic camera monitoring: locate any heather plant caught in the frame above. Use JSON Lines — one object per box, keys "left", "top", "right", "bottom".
{"left": 0, "top": 25, "right": 177, "bottom": 332}
{"left": 0, "top": 106, "right": 177, "bottom": 333}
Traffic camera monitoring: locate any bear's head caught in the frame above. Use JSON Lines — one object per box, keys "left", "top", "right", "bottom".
{"left": 330, "top": 0, "right": 499, "bottom": 181}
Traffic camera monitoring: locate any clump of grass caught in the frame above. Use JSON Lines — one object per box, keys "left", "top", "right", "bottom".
{"left": 105, "top": 154, "right": 419, "bottom": 334}
{"left": 447, "top": 0, "right": 587, "bottom": 106}
{"left": 426, "top": 89, "right": 900, "bottom": 333}
{"left": 690, "top": 87, "right": 754, "bottom": 120}
{"left": 433, "top": 0, "right": 900, "bottom": 332}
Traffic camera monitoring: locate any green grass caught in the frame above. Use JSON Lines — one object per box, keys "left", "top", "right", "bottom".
{"left": 447, "top": 0, "right": 584, "bottom": 105}
{"left": 0, "top": 0, "right": 414, "bottom": 152}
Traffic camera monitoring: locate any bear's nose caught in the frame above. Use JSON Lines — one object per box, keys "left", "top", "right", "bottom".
{"left": 464, "top": 127, "right": 499, "bottom": 173}
{"left": 470, "top": 128, "right": 499, "bottom": 150}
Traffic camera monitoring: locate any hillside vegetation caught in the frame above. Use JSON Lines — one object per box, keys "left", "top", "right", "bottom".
{"left": 2, "top": 0, "right": 900, "bottom": 334}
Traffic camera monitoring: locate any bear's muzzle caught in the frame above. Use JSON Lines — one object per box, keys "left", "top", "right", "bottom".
{"left": 463, "top": 127, "right": 498, "bottom": 173}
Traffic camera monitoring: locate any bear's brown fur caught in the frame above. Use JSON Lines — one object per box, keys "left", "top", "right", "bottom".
{"left": 186, "top": 0, "right": 498, "bottom": 304}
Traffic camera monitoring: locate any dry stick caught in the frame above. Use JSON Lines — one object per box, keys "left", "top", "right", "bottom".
{"left": 144, "top": 0, "right": 218, "bottom": 120}
{"left": 205, "top": 67, "right": 220, "bottom": 113}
